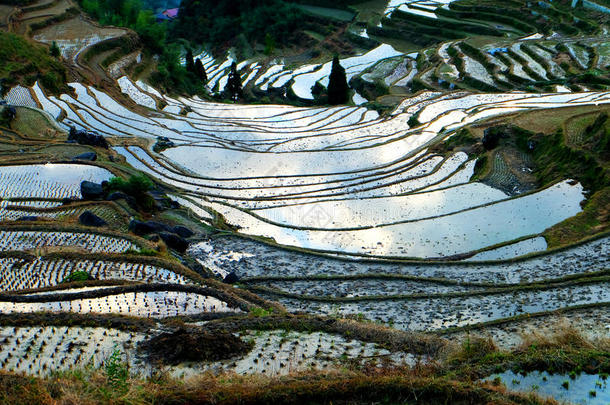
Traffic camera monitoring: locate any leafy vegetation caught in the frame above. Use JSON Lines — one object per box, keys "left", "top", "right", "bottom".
{"left": 0, "top": 32, "right": 67, "bottom": 95}
{"left": 106, "top": 174, "right": 155, "bottom": 211}
{"left": 49, "top": 42, "right": 60, "bottom": 58}
{"left": 514, "top": 127, "right": 609, "bottom": 196}
{"left": 104, "top": 346, "right": 129, "bottom": 391}
{"left": 140, "top": 0, "right": 180, "bottom": 11}
{"left": 62, "top": 271, "right": 93, "bottom": 283}
{"left": 172, "top": 0, "right": 306, "bottom": 53}
{"left": 77, "top": 0, "right": 205, "bottom": 95}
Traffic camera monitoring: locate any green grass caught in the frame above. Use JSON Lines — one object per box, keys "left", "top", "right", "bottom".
{"left": 0, "top": 32, "right": 67, "bottom": 95}
{"left": 8, "top": 107, "right": 57, "bottom": 138}
{"left": 544, "top": 187, "right": 610, "bottom": 247}
{"left": 295, "top": 4, "right": 355, "bottom": 21}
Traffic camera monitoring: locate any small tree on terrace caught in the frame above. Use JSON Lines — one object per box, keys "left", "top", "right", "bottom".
{"left": 194, "top": 58, "right": 207, "bottom": 82}
{"left": 50, "top": 41, "right": 61, "bottom": 58}
{"left": 185, "top": 48, "right": 195, "bottom": 73}
{"left": 225, "top": 62, "right": 243, "bottom": 102}
{"left": 327, "top": 55, "right": 349, "bottom": 105}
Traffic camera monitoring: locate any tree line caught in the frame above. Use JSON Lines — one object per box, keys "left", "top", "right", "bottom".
{"left": 183, "top": 50, "right": 348, "bottom": 104}
{"left": 77, "top": 0, "right": 351, "bottom": 104}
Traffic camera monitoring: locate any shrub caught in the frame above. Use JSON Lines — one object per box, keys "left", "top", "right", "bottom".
{"left": 49, "top": 42, "right": 60, "bottom": 58}
{"left": 107, "top": 174, "right": 154, "bottom": 211}
{"left": 105, "top": 346, "right": 129, "bottom": 390}
{"left": 62, "top": 271, "right": 93, "bottom": 283}
{"left": 107, "top": 175, "right": 153, "bottom": 196}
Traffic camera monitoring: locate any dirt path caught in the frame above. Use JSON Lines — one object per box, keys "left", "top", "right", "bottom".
{"left": 0, "top": 5, "right": 14, "bottom": 29}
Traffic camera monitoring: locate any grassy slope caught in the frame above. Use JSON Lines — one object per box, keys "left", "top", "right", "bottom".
{"left": 463, "top": 104, "right": 610, "bottom": 247}
{"left": 0, "top": 31, "right": 67, "bottom": 94}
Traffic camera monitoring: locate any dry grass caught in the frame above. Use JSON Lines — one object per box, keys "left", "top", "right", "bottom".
{"left": 2, "top": 366, "right": 555, "bottom": 405}
{"left": 2, "top": 325, "right": 604, "bottom": 404}
{"left": 517, "top": 322, "right": 605, "bottom": 352}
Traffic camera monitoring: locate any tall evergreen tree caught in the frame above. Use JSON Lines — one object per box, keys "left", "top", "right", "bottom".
{"left": 225, "top": 62, "right": 243, "bottom": 102}
{"left": 50, "top": 41, "right": 61, "bottom": 58}
{"left": 194, "top": 58, "right": 207, "bottom": 82}
{"left": 185, "top": 48, "right": 195, "bottom": 73}
{"left": 327, "top": 56, "right": 349, "bottom": 105}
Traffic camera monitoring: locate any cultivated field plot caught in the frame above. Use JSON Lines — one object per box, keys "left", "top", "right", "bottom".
{"left": 0, "top": 230, "right": 136, "bottom": 253}
{"left": 0, "top": 325, "right": 149, "bottom": 376}
{"left": 150, "top": 45, "right": 404, "bottom": 102}
{"left": 0, "top": 257, "right": 195, "bottom": 291}
{"left": 385, "top": 0, "right": 455, "bottom": 18}
{"left": 0, "top": 163, "right": 112, "bottom": 200}
{"left": 200, "top": 329, "right": 418, "bottom": 377}
{"left": 1, "top": 86, "right": 37, "bottom": 108}
{"left": 33, "top": 16, "right": 125, "bottom": 62}
{"left": 0, "top": 324, "right": 419, "bottom": 378}
{"left": 262, "top": 282, "right": 610, "bottom": 331}
{"left": 0, "top": 290, "right": 238, "bottom": 318}
{"left": 190, "top": 234, "right": 610, "bottom": 331}
{"left": 198, "top": 235, "right": 610, "bottom": 284}
{"left": 166, "top": 0, "right": 610, "bottom": 103}
{"left": 449, "top": 307, "right": 610, "bottom": 349}
{"left": 0, "top": 202, "right": 129, "bottom": 230}
{"left": 29, "top": 80, "right": 610, "bottom": 259}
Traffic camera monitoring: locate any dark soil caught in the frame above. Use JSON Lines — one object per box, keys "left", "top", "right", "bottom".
{"left": 139, "top": 328, "right": 253, "bottom": 365}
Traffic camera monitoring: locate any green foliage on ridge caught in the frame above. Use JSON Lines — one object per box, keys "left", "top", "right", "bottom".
{"left": 77, "top": 0, "right": 205, "bottom": 95}
{"left": 0, "top": 32, "right": 67, "bottom": 95}
{"left": 107, "top": 175, "right": 155, "bottom": 211}
{"left": 62, "top": 271, "right": 93, "bottom": 283}
{"left": 172, "top": 0, "right": 306, "bottom": 50}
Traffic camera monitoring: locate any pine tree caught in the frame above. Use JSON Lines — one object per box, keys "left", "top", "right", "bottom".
{"left": 194, "top": 58, "right": 207, "bottom": 82}
{"left": 50, "top": 41, "right": 61, "bottom": 58}
{"left": 327, "top": 55, "right": 349, "bottom": 105}
{"left": 225, "top": 62, "right": 243, "bottom": 102}
{"left": 185, "top": 48, "right": 195, "bottom": 73}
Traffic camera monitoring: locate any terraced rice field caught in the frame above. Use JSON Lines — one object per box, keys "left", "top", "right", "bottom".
{"left": 179, "top": 45, "right": 403, "bottom": 100}
{"left": 33, "top": 16, "right": 125, "bottom": 63}
{"left": 0, "top": 257, "right": 195, "bottom": 291}
{"left": 0, "top": 202, "right": 128, "bottom": 229}
{"left": 200, "top": 329, "right": 417, "bottom": 377}
{"left": 0, "top": 326, "right": 149, "bottom": 376}
{"left": 0, "top": 163, "right": 112, "bottom": 199}
{"left": 0, "top": 230, "right": 136, "bottom": 253}
{"left": 0, "top": 325, "right": 417, "bottom": 378}
{"left": 156, "top": 0, "right": 610, "bottom": 103}
{"left": 0, "top": 289, "right": 239, "bottom": 318}
{"left": 1, "top": 258, "right": 193, "bottom": 291}
{"left": 2, "top": 0, "right": 610, "bottom": 385}
{"left": 23, "top": 80, "right": 610, "bottom": 259}
{"left": 267, "top": 282, "right": 610, "bottom": 331}
{"left": 192, "top": 234, "right": 610, "bottom": 332}
{"left": 2, "top": 86, "right": 38, "bottom": 108}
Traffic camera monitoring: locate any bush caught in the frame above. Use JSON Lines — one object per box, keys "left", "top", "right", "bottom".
{"left": 62, "top": 271, "right": 93, "bottom": 283}
{"left": 108, "top": 175, "right": 153, "bottom": 196}
{"left": 49, "top": 42, "right": 60, "bottom": 58}
{"left": 107, "top": 174, "right": 154, "bottom": 210}
{"left": 105, "top": 347, "right": 129, "bottom": 390}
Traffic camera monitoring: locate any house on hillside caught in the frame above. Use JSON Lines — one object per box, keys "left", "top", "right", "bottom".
{"left": 156, "top": 8, "right": 179, "bottom": 22}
